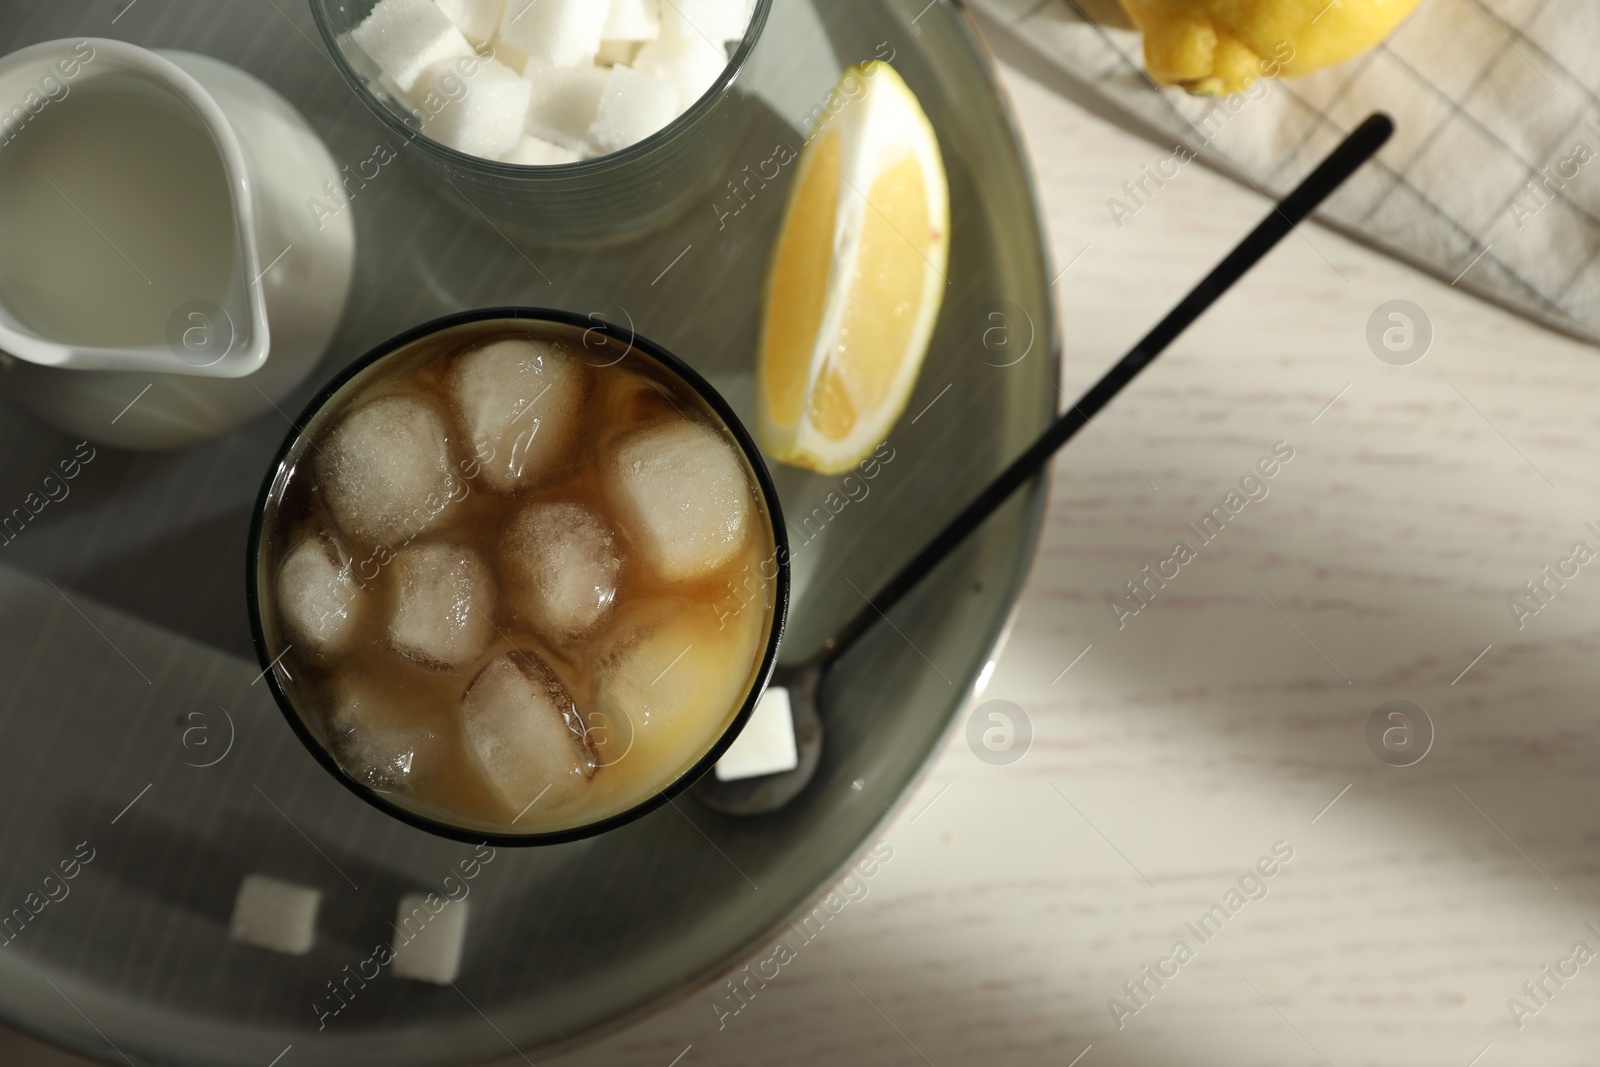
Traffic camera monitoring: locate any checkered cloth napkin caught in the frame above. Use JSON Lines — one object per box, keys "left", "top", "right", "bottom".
{"left": 973, "top": 0, "right": 1600, "bottom": 344}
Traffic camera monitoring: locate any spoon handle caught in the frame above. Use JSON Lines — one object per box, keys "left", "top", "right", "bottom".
{"left": 819, "top": 112, "right": 1395, "bottom": 662}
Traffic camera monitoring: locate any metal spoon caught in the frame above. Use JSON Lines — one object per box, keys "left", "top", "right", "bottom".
{"left": 695, "top": 113, "right": 1395, "bottom": 816}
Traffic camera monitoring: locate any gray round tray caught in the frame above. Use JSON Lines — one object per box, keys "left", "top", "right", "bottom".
{"left": 0, "top": 1, "right": 1057, "bottom": 1063}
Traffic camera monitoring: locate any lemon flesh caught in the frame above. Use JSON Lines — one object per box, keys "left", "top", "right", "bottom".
{"left": 1120, "top": 0, "right": 1425, "bottom": 94}
{"left": 756, "top": 62, "right": 949, "bottom": 474}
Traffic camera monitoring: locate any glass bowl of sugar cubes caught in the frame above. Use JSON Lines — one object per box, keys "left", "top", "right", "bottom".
{"left": 312, "top": 0, "right": 769, "bottom": 237}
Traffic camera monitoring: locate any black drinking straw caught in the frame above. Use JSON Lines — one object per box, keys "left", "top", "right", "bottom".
{"left": 820, "top": 113, "right": 1394, "bottom": 660}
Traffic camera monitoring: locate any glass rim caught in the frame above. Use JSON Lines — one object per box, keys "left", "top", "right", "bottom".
{"left": 308, "top": 0, "right": 774, "bottom": 176}
{"left": 245, "top": 306, "right": 792, "bottom": 847}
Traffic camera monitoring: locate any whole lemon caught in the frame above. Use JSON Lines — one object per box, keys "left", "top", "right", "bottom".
{"left": 1119, "top": 0, "right": 1426, "bottom": 94}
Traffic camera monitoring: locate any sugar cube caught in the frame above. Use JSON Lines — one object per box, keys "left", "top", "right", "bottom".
{"left": 499, "top": 0, "right": 608, "bottom": 68}
{"left": 422, "top": 57, "right": 532, "bottom": 160}
{"left": 338, "top": 28, "right": 389, "bottom": 85}
{"left": 595, "top": 38, "right": 641, "bottom": 66}
{"left": 603, "top": 0, "right": 661, "bottom": 40}
{"left": 715, "top": 686, "right": 798, "bottom": 780}
{"left": 504, "top": 133, "right": 580, "bottom": 165}
{"left": 378, "top": 71, "right": 420, "bottom": 110}
{"left": 435, "top": 0, "right": 505, "bottom": 45}
{"left": 399, "top": 54, "right": 477, "bottom": 124}
{"left": 350, "top": 0, "right": 475, "bottom": 93}
{"left": 660, "top": 0, "right": 749, "bottom": 43}
{"left": 229, "top": 875, "right": 322, "bottom": 956}
{"left": 489, "top": 39, "right": 530, "bottom": 74}
{"left": 631, "top": 32, "right": 726, "bottom": 112}
{"left": 391, "top": 893, "right": 469, "bottom": 984}
{"left": 587, "top": 65, "right": 679, "bottom": 154}
{"left": 524, "top": 60, "right": 609, "bottom": 150}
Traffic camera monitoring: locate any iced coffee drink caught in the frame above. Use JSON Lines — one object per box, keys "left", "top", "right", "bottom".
{"left": 250, "top": 314, "right": 784, "bottom": 839}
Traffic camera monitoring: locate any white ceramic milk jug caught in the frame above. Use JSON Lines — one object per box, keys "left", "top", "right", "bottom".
{"left": 0, "top": 37, "right": 355, "bottom": 450}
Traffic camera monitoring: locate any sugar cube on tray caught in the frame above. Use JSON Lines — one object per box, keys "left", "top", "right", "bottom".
{"left": 229, "top": 875, "right": 322, "bottom": 956}
{"left": 392, "top": 893, "right": 469, "bottom": 984}
{"left": 346, "top": 0, "right": 756, "bottom": 163}
{"left": 716, "top": 685, "right": 799, "bottom": 781}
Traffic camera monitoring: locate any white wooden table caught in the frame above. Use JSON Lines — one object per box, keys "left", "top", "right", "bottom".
{"left": 11, "top": 12, "right": 1600, "bottom": 1066}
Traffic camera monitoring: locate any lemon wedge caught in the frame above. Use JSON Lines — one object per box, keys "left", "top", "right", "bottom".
{"left": 756, "top": 61, "right": 949, "bottom": 474}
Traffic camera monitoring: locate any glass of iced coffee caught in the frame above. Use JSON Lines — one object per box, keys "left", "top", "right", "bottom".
{"left": 247, "top": 309, "right": 787, "bottom": 843}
